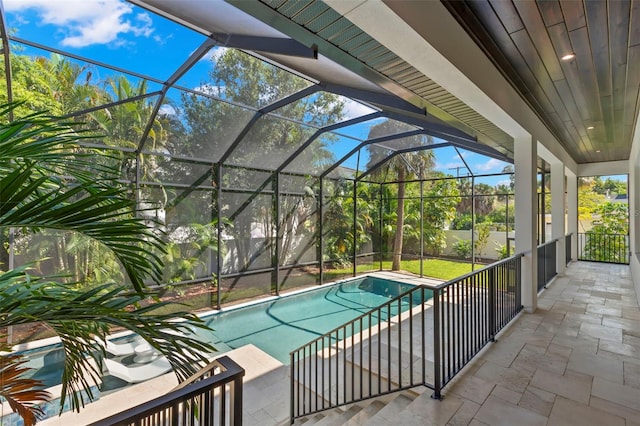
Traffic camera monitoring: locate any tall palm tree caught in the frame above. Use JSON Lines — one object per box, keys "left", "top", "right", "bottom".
{"left": 37, "top": 54, "right": 103, "bottom": 116}
{"left": 0, "top": 102, "right": 214, "bottom": 425}
{"left": 366, "top": 121, "right": 434, "bottom": 270}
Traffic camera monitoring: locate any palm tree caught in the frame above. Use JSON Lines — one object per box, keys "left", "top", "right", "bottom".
{"left": 366, "top": 121, "right": 434, "bottom": 270}
{"left": 37, "top": 54, "right": 103, "bottom": 116}
{"left": 0, "top": 102, "right": 214, "bottom": 425}
{"left": 456, "top": 180, "right": 496, "bottom": 216}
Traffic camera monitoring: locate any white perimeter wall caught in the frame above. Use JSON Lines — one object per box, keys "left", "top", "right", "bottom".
{"left": 442, "top": 230, "right": 515, "bottom": 260}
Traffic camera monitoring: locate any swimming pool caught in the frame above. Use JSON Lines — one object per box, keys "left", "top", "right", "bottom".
{"left": 200, "top": 275, "right": 430, "bottom": 363}
{"left": 19, "top": 275, "right": 432, "bottom": 390}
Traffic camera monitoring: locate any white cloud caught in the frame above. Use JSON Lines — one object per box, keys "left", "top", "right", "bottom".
{"left": 158, "top": 104, "right": 176, "bottom": 117}
{"left": 475, "top": 157, "right": 507, "bottom": 172}
{"left": 342, "top": 99, "right": 376, "bottom": 119}
{"left": 4, "top": 0, "right": 155, "bottom": 48}
{"left": 200, "top": 46, "right": 227, "bottom": 62}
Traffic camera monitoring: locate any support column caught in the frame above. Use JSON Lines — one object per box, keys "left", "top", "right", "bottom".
{"left": 567, "top": 173, "right": 578, "bottom": 260}
{"left": 551, "top": 162, "right": 566, "bottom": 275}
{"left": 515, "top": 135, "right": 538, "bottom": 312}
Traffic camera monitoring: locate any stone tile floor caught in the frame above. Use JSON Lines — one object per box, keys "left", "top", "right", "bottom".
{"left": 440, "top": 261, "right": 640, "bottom": 426}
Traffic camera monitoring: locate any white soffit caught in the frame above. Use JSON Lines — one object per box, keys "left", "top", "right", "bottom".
{"left": 324, "top": 0, "right": 528, "bottom": 139}
{"left": 578, "top": 161, "right": 629, "bottom": 177}
{"left": 325, "top": 0, "right": 578, "bottom": 173}
{"left": 134, "top": 0, "right": 285, "bottom": 37}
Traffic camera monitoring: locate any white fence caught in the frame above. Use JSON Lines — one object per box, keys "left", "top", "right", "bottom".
{"left": 442, "top": 230, "right": 515, "bottom": 260}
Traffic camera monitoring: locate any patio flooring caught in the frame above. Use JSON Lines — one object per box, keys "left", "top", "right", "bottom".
{"left": 297, "top": 260, "right": 640, "bottom": 425}
{"left": 439, "top": 260, "right": 640, "bottom": 426}
{"left": 40, "top": 261, "right": 640, "bottom": 425}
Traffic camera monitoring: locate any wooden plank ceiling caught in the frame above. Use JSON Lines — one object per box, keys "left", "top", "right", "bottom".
{"left": 443, "top": 0, "right": 640, "bottom": 164}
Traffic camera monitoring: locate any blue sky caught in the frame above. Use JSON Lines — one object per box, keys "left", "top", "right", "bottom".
{"left": 4, "top": 0, "right": 514, "bottom": 184}
{"left": 4, "top": 0, "right": 205, "bottom": 81}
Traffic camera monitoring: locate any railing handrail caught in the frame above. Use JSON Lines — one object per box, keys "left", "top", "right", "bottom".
{"left": 88, "top": 356, "right": 244, "bottom": 426}
{"left": 171, "top": 355, "right": 226, "bottom": 391}
{"left": 432, "top": 252, "right": 526, "bottom": 290}
{"left": 579, "top": 231, "right": 629, "bottom": 236}
{"left": 537, "top": 238, "right": 559, "bottom": 249}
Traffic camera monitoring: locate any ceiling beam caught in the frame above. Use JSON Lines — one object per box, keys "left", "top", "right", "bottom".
{"left": 321, "top": 83, "right": 425, "bottom": 115}
{"left": 225, "top": 0, "right": 484, "bottom": 146}
{"left": 356, "top": 142, "right": 450, "bottom": 182}
{"left": 210, "top": 32, "right": 318, "bottom": 59}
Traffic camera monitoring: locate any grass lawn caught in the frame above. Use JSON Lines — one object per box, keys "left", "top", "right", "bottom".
{"left": 326, "top": 258, "right": 474, "bottom": 282}
{"left": 152, "top": 258, "right": 477, "bottom": 314}
{"left": 397, "top": 259, "right": 474, "bottom": 280}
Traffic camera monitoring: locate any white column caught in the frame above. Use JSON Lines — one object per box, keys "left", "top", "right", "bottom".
{"left": 567, "top": 173, "right": 578, "bottom": 260}
{"left": 551, "top": 162, "right": 566, "bottom": 275}
{"left": 515, "top": 135, "right": 538, "bottom": 312}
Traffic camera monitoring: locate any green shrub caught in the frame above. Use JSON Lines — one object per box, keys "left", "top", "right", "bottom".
{"left": 452, "top": 239, "right": 472, "bottom": 259}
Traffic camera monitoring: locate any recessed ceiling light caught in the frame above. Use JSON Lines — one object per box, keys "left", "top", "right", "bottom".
{"left": 587, "top": 126, "right": 594, "bottom": 130}
{"left": 561, "top": 53, "right": 575, "bottom": 61}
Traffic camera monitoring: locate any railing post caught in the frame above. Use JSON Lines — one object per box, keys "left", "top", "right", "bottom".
{"left": 517, "top": 256, "right": 522, "bottom": 309}
{"left": 290, "top": 352, "right": 295, "bottom": 424}
{"left": 171, "top": 402, "right": 179, "bottom": 425}
{"left": 489, "top": 267, "right": 496, "bottom": 342}
{"left": 232, "top": 376, "right": 243, "bottom": 426}
{"left": 432, "top": 287, "right": 442, "bottom": 400}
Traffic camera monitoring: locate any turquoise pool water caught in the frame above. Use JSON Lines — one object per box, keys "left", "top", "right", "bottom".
{"left": 200, "top": 276, "right": 428, "bottom": 364}
{"left": 19, "top": 275, "right": 431, "bottom": 390}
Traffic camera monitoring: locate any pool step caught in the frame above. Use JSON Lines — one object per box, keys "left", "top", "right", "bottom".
{"left": 309, "top": 404, "right": 362, "bottom": 426}
{"left": 360, "top": 389, "right": 420, "bottom": 424}
{"left": 294, "top": 389, "right": 420, "bottom": 425}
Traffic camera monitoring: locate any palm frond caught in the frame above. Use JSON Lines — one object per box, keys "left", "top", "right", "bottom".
{"left": 0, "top": 354, "right": 51, "bottom": 426}
{"left": 0, "top": 266, "right": 215, "bottom": 412}
{"left": 0, "top": 101, "right": 164, "bottom": 291}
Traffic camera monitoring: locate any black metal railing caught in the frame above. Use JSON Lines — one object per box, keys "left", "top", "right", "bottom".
{"left": 290, "top": 254, "right": 523, "bottom": 422}
{"left": 578, "top": 232, "right": 629, "bottom": 264}
{"left": 565, "top": 233, "right": 572, "bottom": 265}
{"left": 435, "top": 254, "right": 522, "bottom": 393}
{"left": 89, "top": 356, "right": 244, "bottom": 426}
{"left": 537, "top": 239, "right": 557, "bottom": 292}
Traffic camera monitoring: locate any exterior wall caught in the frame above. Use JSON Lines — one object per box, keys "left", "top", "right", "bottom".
{"left": 442, "top": 230, "right": 514, "bottom": 260}
{"left": 629, "top": 111, "right": 640, "bottom": 306}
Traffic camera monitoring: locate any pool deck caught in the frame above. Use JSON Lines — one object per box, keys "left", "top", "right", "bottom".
{"left": 37, "top": 264, "right": 640, "bottom": 424}
{"left": 39, "top": 344, "right": 286, "bottom": 425}
{"left": 369, "top": 270, "right": 444, "bottom": 288}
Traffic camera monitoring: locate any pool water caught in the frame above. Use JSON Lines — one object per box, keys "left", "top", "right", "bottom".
{"left": 19, "top": 276, "right": 432, "bottom": 390}
{"left": 200, "top": 276, "right": 429, "bottom": 364}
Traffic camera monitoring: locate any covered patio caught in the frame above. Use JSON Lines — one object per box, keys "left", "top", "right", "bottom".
{"left": 1, "top": 0, "right": 639, "bottom": 424}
